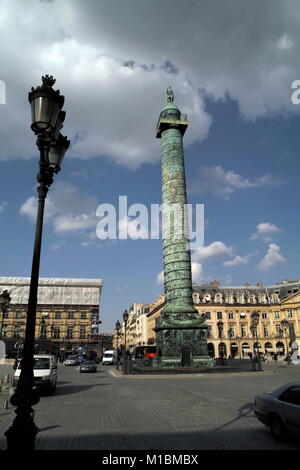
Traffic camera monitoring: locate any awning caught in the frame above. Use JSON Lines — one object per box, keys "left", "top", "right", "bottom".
{"left": 243, "top": 348, "right": 251, "bottom": 352}
{"left": 265, "top": 348, "right": 273, "bottom": 352}
{"left": 230, "top": 344, "right": 238, "bottom": 348}
{"left": 276, "top": 348, "right": 284, "bottom": 351}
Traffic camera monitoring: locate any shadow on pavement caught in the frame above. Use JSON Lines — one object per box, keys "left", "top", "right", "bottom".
{"left": 213, "top": 402, "right": 255, "bottom": 431}
{"left": 54, "top": 383, "right": 108, "bottom": 396}
{"left": 34, "top": 426, "right": 299, "bottom": 450}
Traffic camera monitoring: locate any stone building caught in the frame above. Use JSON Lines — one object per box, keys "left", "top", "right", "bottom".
{"left": 0, "top": 277, "right": 103, "bottom": 357}
{"left": 145, "top": 280, "right": 300, "bottom": 358}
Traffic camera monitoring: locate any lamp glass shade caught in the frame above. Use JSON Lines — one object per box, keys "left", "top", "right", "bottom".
{"left": 28, "top": 76, "right": 64, "bottom": 139}
{"left": 48, "top": 134, "right": 70, "bottom": 172}
{"left": 53, "top": 110, "right": 66, "bottom": 141}
{"left": 123, "top": 311, "right": 129, "bottom": 322}
{"left": 30, "top": 95, "right": 62, "bottom": 138}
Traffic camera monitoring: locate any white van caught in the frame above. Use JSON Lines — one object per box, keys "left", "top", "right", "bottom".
{"left": 102, "top": 350, "right": 117, "bottom": 365}
{"left": 12, "top": 354, "right": 58, "bottom": 395}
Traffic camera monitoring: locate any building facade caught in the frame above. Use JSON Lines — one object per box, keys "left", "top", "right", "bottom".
{"left": 144, "top": 280, "right": 300, "bottom": 358}
{"left": 0, "top": 277, "right": 103, "bottom": 358}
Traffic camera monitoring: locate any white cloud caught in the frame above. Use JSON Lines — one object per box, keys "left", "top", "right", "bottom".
{"left": 250, "top": 222, "right": 281, "bottom": 242}
{"left": 156, "top": 262, "right": 204, "bottom": 285}
{"left": 114, "top": 283, "right": 129, "bottom": 293}
{"left": 192, "top": 241, "right": 233, "bottom": 263}
{"left": 20, "top": 181, "right": 99, "bottom": 236}
{"left": 191, "top": 166, "right": 280, "bottom": 200}
{"left": 222, "top": 255, "right": 248, "bottom": 267}
{"left": 257, "top": 243, "right": 285, "bottom": 271}
{"left": 0, "top": 201, "right": 8, "bottom": 212}
{"left": 156, "top": 270, "right": 164, "bottom": 285}
{"left": 278, "top": 34, "right": 294, "bottom": 51}
{"left": 1, "top": 1, "right": 300, "bottom": 167}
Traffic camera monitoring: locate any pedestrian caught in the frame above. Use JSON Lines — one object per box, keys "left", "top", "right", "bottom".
{"left": 13, "top": 358, "right": 18, "bottom": 371}
{"left": 273, "top": 353, "right": 278, "bottom": 361}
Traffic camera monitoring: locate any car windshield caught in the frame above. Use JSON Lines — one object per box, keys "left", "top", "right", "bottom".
{"left": 82, "top": 361, "right": 94, "bottom": 365}
{"left": 34, "top": 358, "right": 50, "bottom": 369}
{"left": 104, "top": 353, "right": 113, "bottom": 358}
{"left": 67, "top": 356, "right": 77, "bottom": 360}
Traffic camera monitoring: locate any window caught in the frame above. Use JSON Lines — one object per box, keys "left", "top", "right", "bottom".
{"left": 228, "top": 312, "right": 234, "bottom": 320}
{"left": 68, "top": 313, "right": 74, "bottom": 319}
{"left": 55, "top": 312, "right": 61, "bottom": 319}
{"left": 80, "top": 326, "right": 86, "bottom": 339}
{"left": 81, "top": 313, "right": 87, "bottom": 319}
{"left": 15, "top": 311, "right": 23, "bottom": 319}
{"left": 262, "top": 312, "right": 267, "bottom": 319}
{"left": 2, "top": 325, "right": 7, "bottom": 337}
{"left": 217, "top": 312, "right": 223, "bottom": 320}
{"left": 274, "top": 311, "right": 280, "bottom": 319}
{"left": 205, "top": 312, "right": 211, "bottom": 320}
{"left": 67, "top": 326, "right": 73, "bottom": 339}
{"left": 280, "top": 386, "right": 300, "bottom": 406}
{"left": 275, "top": 324, "right": 282, "bottom": 336}
{"left": 53, "top": 327, "right": 60, "bottom": 339}
{"left": 40, "top": 325, "right": 47, "bottom": 339}
{"left": 287, "top": 310, "right": 293, "bottom": 318}
{"left": 207, "top": 326, "right": 212, "bottom": 338}
{"left": 228, "top": 326, "right": 235, "bottom": 338}
{"left": 3, "top": 311, "right": 9, "bottom": 318}
{"left": 263, "top": 325, "right": 269, "bottom": 337}
{"left": 14, "top": 326, "right": 21, "bottom": 339}
{"left": 241, "top": 325, "right": 247, "bottom": 338}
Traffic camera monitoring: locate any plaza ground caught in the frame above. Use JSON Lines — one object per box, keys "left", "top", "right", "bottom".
{"left": 0, "top": 361, "right": 299, "bottom": 450}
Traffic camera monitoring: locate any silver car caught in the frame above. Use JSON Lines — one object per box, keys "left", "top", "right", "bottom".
{"left": 254, "top": 382, "right": 300, "bottom": 440}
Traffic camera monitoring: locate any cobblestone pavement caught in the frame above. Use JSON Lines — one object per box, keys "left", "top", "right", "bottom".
{"left": 0, "top": 363, "right": 299, "bottom": 450}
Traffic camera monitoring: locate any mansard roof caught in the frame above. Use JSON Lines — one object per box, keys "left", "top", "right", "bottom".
{"left": 192, "top": 282, "right": 300, "bottom": 301}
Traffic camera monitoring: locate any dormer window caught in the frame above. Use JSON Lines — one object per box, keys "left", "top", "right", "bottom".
{"left": 204, "top": 294, "right": 212, "bottom": 303}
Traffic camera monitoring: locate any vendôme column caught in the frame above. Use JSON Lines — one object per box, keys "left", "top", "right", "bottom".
{"left": 154, "top": 87, "right": 213, "bottom": 369}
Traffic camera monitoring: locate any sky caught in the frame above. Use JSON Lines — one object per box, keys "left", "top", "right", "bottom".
{"left": 0, "top": 0, "right": 300, "bottom": 332}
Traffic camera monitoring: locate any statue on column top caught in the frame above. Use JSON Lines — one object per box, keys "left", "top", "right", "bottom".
{"left": 166, "top": 86, "right": 174, "bottom": 103}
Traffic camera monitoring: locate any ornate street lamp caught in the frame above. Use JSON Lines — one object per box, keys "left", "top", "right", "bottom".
{"left": 122, "top": 310, "right": 129, "bottom": 373}
{"left": 280, "top": 319, "right": 289, "bottom": 356}
{"left": 115, "top": 320, "right": 121, "bottom": 370}
{"left": 5, "top": 75, "right": 69, "bottom": 450}
{"left": 250, "top": 310, "right": 262, "bottom": 371}
{"left": 0, "top": 290, "right": 11, "bottom": 337}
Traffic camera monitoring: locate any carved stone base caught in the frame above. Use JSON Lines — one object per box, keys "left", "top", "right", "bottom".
{"left": 154, "top": 312, "right": 214, "bottom": 369}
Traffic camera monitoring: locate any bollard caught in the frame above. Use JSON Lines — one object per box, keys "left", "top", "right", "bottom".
{"left": 3, "top": 400, "right": 8, "bottom": 410}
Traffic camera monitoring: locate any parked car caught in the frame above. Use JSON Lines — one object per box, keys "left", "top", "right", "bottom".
{"left": 102, "top": 350, "right": 117, "bottom": 365}
{"left": 12, "top": 355, "right": 57, "bottom": 395}
{"left": 254, "top": 382, "right": 300, "bottom": 440}
{"left": 64, "top": 355, "right": 80, "bottom": 366}
{"left": 79, "top": 361, "right": 97, "bottom": 373}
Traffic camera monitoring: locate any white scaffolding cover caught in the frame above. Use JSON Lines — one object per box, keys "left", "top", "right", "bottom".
{"left": 0, "top": 277, "right": 103, "bottom": 306}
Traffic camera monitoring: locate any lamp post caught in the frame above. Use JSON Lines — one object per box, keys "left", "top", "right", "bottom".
{"left": 115, "top": 320, "right": 121, "bottom": 369}
{"left": 280, "top": 319, "right": 289, "bottom": 357}
{"left": 123, "top": 310, "right": 129, "bottom": 373}
{"left": 0, "top": 290, "right": 11, "bottom": 337}
{"left": 5, "top": 75, "right": 69, "bottom": 450}
{"left": 250, "top": 311, "right": 262, "bottom": 371}
{"left": 228, "top": 327, "right": 234, "bottom": 358}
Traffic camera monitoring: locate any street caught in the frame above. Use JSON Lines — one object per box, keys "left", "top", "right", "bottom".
{"left": 0, "top": 363, "right": 299, "bottom": 450}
